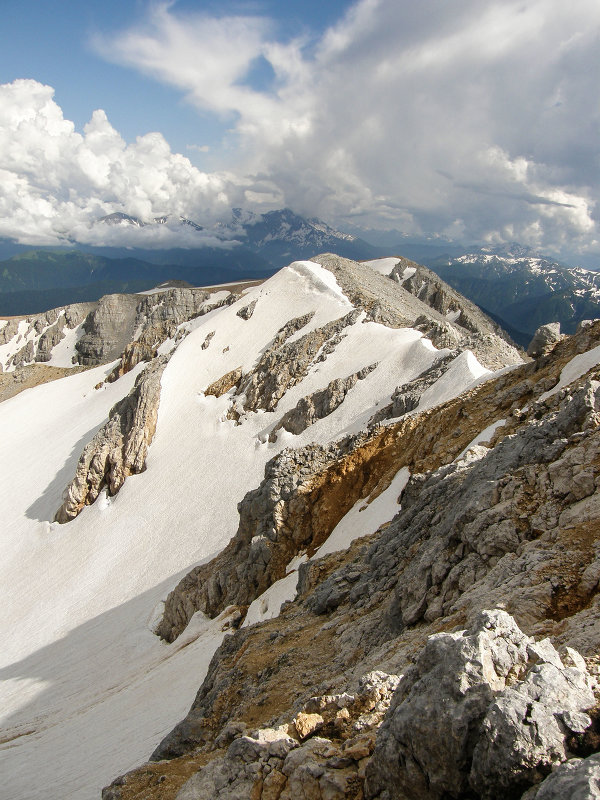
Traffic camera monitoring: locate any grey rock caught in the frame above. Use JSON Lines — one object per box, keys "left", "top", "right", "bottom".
{"left": 528, "top": 323, "right": 563, "bottom": 358}
{"left": 55, "top": 356, "right": 168, "bottom": 523}
{"left": 76, "top": 294, "right": 140, "bottom": 365}
{"left": 236, "top": 299, "right": 257, "bottom": 320}
{"left": 370, "top": 352, "right": 458, "bottom": 424}
{"left": 270, "top": 363, "right": 378, "bottom": 439}
{"left": 237, "top": 310, "right": 361, "bottom": 414}
{"left": 525, "top": 753, "right": 600, "bottom": 799}
{"left": 365, "top": 610, "right": 595, "bottom": 800}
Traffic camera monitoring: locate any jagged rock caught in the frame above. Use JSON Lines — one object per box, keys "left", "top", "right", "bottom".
{"left": 55, "top": 356, "right": 168, "bottom": 523}
{"left": 364, "top": 610, "right": 596, "bottom": 800}
{"left": 153, "top": 672, "right": 399, "bottom": 799}
{"left": 236, "top": 299, "right": 257, "bottom": 320}
{"left": 270, "top": 363, "right": 377, "bottom": 440}
{"left": 205, "top": 367, "right": 243, "bottom": 397}
{"left": 524, "top": 753, "right": 600, "bottom": 799}
{"left": 237, "top": 310, "right": 361, "bottom": 413}
{"left": 106, "top": 340, "right": 158, "bottom": 382}
{"left": 316, "top": 253, "right": 523, "bottom": 369}
{"left": 528, "top": 323, "right": 563, "bottom": 358}
{"left": 202, "top": 331, "right": 215, "bottom": 350}
{"left": 293, "top": 712, "right": 325, "bottom": 739}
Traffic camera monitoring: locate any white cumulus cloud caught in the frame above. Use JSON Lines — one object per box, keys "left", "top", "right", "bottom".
{"left": 1, "top": 0, "right": 599, "bottom": 258}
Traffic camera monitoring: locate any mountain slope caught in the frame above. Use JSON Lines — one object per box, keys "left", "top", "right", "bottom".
{"left": 1, "top": 255, "right": 599, "bottom": 800}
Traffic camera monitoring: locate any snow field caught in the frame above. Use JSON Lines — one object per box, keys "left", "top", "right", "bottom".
{"left": 0, "top": 261, "right": 495, "bottom": 799}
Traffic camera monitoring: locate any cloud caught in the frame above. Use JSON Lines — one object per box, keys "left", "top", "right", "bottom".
{"left": 0, "top": 79, "right": 245, "bottom": 245}
{"left": 2, "top": 0, "right": 600, "bottom": 258}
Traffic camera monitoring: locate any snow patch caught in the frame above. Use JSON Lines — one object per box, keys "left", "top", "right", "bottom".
{"left": 362, "top": 257, "right": 400, "bottom": 276}
{"left": 315, "top": 466, "right": 410, "bottom": 560}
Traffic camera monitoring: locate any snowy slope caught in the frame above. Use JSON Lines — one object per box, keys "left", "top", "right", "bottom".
{"left": 0, "top": 261, "right": 492, "bottom": 799}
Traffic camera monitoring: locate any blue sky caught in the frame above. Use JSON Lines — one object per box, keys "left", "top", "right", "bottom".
{"left": 0, "top": 0, "right": 599, "bottom": 261}
{"left": 0, "top": 0, "right": 354, "bottom": 162}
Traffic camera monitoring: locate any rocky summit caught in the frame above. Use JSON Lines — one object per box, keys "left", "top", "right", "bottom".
{"left": 0, "top": 255, "right": 599, "bottom": 800}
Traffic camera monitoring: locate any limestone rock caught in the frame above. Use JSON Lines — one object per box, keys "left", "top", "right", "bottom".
{"left": 76, "top": 294, "right": 140, "bottom": 365}
{"left": 524, "top": 753, "right": 600, "bottom": 799}
{"left": 237, "top": 310, "right": 361, "bottom": 414}
{"left": 55, "top": 356, "right": 168, "bottom": 523}
{"left": 205, "top": 367, "right": 243, "bottom": 398}
{"left": 528, "top": 323, "right": 563, "bottom": 358}
{"left": 293, "top": 712, "right": 325, "bottom": 740}
{"left": 237, "top": 299, "right": 257, "bottom": 320}
{"left": 270, "top": 363, "right": 377, "bottom": 440}
{"left": 365, "top": 610, "right": 595, "bottom": 800}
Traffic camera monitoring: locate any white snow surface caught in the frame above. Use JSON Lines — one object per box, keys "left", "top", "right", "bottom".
{"left": 362, "top": 257, "right": 400, "bottom": 276}
{"left": 0, "top": 261, "right": 494, "bottom": 799}
{"left": 539, "top": 343, "right": 600, "bottom": 402}
{"left": 46, "top": 321, "right": 86, "bottom": 367}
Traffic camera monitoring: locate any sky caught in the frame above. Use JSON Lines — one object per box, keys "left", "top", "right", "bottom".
{"left": 0, "top": 0, "right": 599, "bottom": 261}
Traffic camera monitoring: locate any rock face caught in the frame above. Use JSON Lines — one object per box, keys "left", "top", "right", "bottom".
{"left": 233, "top": 310, "right": 361, "bottom": 415}
{"left": 1, "top": 302, "right": 92, "bottom": 371}
{"left": 315, "top": 253, "right": 523, "bottom": 370}
{"left": 270, "top": 363, "right": 378, "bottom": 439}
{"left": 76, "top": 294, "right": 140, "bottom": 366}
{"left": 525, "top": 754, "right": 600, "bottom": 799}
{"left": 76, "top": 288, "right": 227, "bottom": 367}
{"left": 528, "top": 322, "right": 563, "bottom": 358}
{"left": 55, "top": 357, "right": 168, "bottom": 523}
{"left": 365, "top": 610, "right": 596, "bottom": 800}
{"left": 172, "top": 672, "right": 400, "bottom": 800}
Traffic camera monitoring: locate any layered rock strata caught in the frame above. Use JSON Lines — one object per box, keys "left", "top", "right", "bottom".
{"left": 233, "top": 310, "right": 361, "bottom": 415}
{"left": 1, "top": 302, "right": 92, "bottom": 370}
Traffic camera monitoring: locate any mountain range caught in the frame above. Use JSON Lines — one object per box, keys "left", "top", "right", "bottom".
{"left": 1, "top": 252, "right": 600, "bottom": 799}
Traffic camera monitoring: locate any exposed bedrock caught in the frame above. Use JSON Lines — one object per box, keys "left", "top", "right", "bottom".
{"left": 157, "top": 323, "right": 600, "bottom": 643}
{"left": 370, "top": 351, "right": 458, "bottom": 423}
{"left": 3, "top": 302, "right": 92, "bottom": 369}
{"left": 234, "top": 310, "right": 361, "bottom": 415}
{"left": 76, "top": 294, "right": 140, "bottom": 366}
{"left": 104, "top": 325, "right": 600, "bottom": 800}
{"left": 308, "top": 375, "right": 600, "bottom": 630}
{"left": 269, "top": 362, "right": 378, "bottom": 439}
{"left": 55, "top": 356, "right": 168, "bottom": 523}
{"left": 365, "top": 609, "right": 596, "bottom": 800}
{"left": 315, "top": 253, "right": 523, "bottom": 369}
{"left": 528, "top": 322, "right": 564, "bottom": 358}
{"left": 77, "top": 288, "right": 232, "bottom": 368}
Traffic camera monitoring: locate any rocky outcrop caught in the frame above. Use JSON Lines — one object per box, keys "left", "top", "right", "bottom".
{"left": 528, "top": 323, "right": 563, "bottom": 358}
{"left": 365, "top": 610, "right": 596, "bottom": 800}
{"left": 172, "top": 672, "right": 400, "bottom": 800}
{"left": 370, "top": 352, "right": 458, "bottom": 423}
{"left": 233, "top": 310, "right": 360, "bottom": 415}
{"left": 270, "top": 363, "right": 378, "bottom": 439}
{"left": 157, "top": 321, "right": 600, "bottom": 643}
{"left": 525, "top": 754, "right": 600, "bottom": 799}
{"left": 154, "top": 432, "right": 377, "bottom": 641}
{"left": 236, "top": 299, "right": 257, "bottom": 320}
{"left": 316, "top": 253, "right": 523, "bottom": 370}
{"left": 76, "top": 288, "right": 230, "bottom": 368}
{"left": 55, "top": 357, "right": 168, "bottom": 523}
{"left": 205, "top": 367, "right": 243, "bottom": 398}
{"left": 2, "top": 303, "right": 92, "bottom": 370}
{"left": 76, "top": 294, "right": 140, "bottom": 366}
